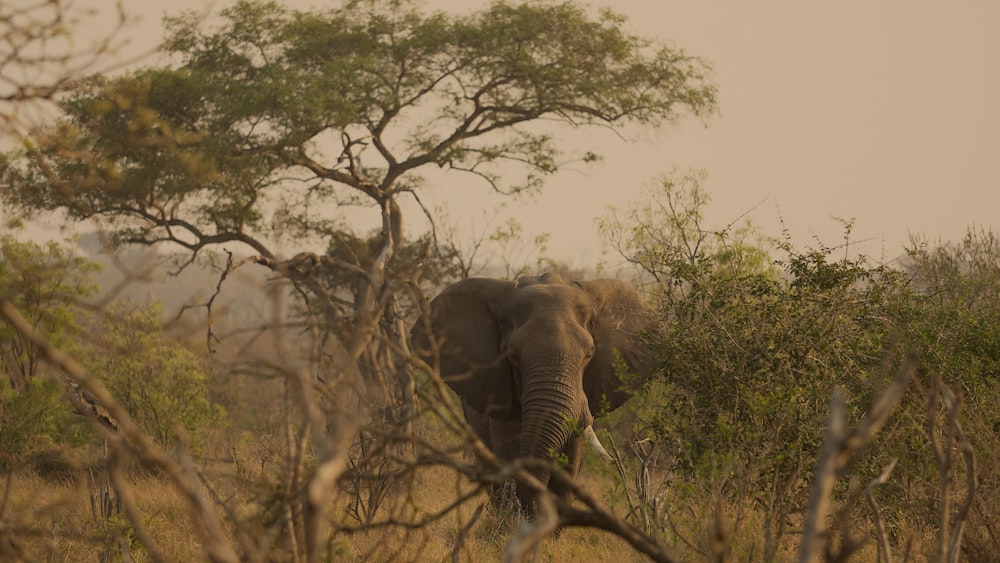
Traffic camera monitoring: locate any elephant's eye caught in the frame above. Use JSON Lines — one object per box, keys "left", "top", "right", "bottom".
{"left": 506, "top": 349, "right": 521, "bottom": 367}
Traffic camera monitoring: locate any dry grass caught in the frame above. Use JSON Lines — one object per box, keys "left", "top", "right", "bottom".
{"left": 0, "top": 444, "right": 911, "bottom": 562}
{"left": 3, "top": 386, "right": 984, "bottom": 563}
{"left": 0, "top": 348, "right": 979, "bottom": 562}
{"left": 2, "top": 442, "right": 667, "bottom": 562}
{"left": 5, "top": 469, "right": 207, "bottom": 561}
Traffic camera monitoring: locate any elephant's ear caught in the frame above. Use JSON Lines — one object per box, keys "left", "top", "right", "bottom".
{"left": 579, "top": 279, "right": 657, "bottom": 416}
{"left": 411, "top": 278, "right": 517, "bottom": 419}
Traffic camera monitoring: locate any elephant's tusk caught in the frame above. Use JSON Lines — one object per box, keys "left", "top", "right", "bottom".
{"left": 585, "top": 425, "right": 613, "bottom": 462}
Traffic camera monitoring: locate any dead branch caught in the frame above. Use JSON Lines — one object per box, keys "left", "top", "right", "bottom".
{"left": 106, "top": 447, "right": 168, "bottom": 563}
{"left": 798, "top": 354, "right": 915, "bottom": 562}
{"left": 452, "top": 502, "right": 485, "bottom": 563}
{"left": 927, "top": 382, "right": 977, "bottom": 563}
{"left": 866, "top": 458, "right": 898, "bottom": 563}
{"left": 504, "top": 494, "right": 559, "bottom": 563}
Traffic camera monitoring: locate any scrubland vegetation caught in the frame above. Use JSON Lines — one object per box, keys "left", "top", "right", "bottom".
{"left": 2, "top": 1, "right": 998, "bottom": 561}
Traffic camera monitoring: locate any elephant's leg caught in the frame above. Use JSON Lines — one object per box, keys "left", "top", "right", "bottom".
{"left": 486, "top": 416, "right": 521, "bottom": 510}
{"left": 462, "top": 403, "right": 514, "bottom": 509}
{"left": 461, "top": 401, "right": 492, "bottom": 452}
{"left": 489, "top": 417, "right": 520, "bottom": 461}
{"left": 547, "top": 431, "right": 586, "bottom": 504}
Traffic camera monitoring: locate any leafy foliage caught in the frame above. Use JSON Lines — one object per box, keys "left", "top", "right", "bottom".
{"left": 602, "top": 181, "right": 1000, "bottom": 557}
{"left": 598, "top": 169, "right": 774, "bottom": 301}
{"left": 892, "top": 229, "right": 1000, "bottom": 555}
{"left": 82, "top": 302, "right": 224, "bottom": 450}
{"left": 0, "top": 236, "right": 98, "bottom": 464}
{"left": 0, "top": 376, "right": 90, "bottom": 467}
{"left": 646, "top": 236, "right": 900, "bottom": 479}
{"left": 905, "top": 228, "right": 1000, "bottom": 390}
{"left": 0, "top": 235, "right": 100, "bottom": 390}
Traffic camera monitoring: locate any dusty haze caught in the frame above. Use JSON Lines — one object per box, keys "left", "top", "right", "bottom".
{"left": 18, "top": 0, "right": 1000, "bottom": 267}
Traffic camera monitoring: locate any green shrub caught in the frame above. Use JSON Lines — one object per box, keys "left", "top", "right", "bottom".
{"left": 0, "top": 376, "right": 90, "bottom": 468}
{"left": 642, "top": 241, "right": 901, "bottom": 478}
{"left": 0, "top": 235, "right": 99, "bottom": 389}
{"left": 83, "top": 302, "right": 225, "bottom": 451}
{"left": 0, "top": 235, "right": 98, "bottom": 468}
{"left": 604, "top": 179, "right": 1000, "bottom": 556}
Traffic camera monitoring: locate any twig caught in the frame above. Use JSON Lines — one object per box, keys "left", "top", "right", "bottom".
{"left": 928, "top": 383, "right": 977, "bottom": 563}
{"left": 106, "top": 447, "right": 168, "bottom": 563}
{"left": 504, "top": 493, "right": 559, "bottom": 562}
{"left": 451, "top": 502, "right": 485, "bottom": 563}
{"left": 866, "top": 458, "right": 898, "bottom": 563}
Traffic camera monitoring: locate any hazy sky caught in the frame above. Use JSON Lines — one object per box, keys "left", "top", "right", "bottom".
{"left": 44, "top": 1, "right": 1000, "bottom": 267}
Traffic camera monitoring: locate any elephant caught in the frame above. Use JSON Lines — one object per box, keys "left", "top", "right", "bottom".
{"left": 410, "top": 272, "right": 657, "bottom": 514}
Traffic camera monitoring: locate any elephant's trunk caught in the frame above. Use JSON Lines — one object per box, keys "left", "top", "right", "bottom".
{"left": 516, "top": 370, "right": 588, "bottom": 511}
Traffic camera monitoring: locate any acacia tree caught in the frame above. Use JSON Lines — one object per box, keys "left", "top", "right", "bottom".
{"left": 3, "top": 0, "right": 714, "bottom": 399}
{"left": 2, "top": 0, "right": 714, "bottom": 554}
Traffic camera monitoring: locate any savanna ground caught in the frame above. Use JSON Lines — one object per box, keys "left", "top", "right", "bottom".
{"left": 3, "top": 417, "right": 655, "bottom": 561}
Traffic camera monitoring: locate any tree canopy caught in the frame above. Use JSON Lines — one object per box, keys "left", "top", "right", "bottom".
{"left": 2, "top": 0, "right": 716, "bottom": 266}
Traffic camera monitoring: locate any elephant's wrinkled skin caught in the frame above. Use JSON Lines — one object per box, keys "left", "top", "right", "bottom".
{"left": 410, "top": 273, "right": 656, "bottom": 513}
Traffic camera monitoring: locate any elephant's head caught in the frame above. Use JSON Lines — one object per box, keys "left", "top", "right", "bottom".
{"left": 411, "top": 272, "right": 656, "bottom": 502}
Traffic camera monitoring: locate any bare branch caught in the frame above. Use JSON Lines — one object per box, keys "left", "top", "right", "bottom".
{"left": 798, "top": 354, "right": 915, "bottom": 562}
{"left": 866, "top": 458, "right": 899, "bottom": 563}
{"left": 504, "top": 494, "right": 558, "bottom": 563}
{"left": 928, "top": 382, "right": 978, "bottom": 563}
